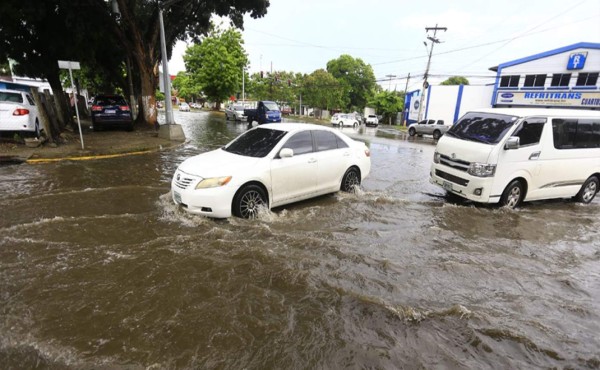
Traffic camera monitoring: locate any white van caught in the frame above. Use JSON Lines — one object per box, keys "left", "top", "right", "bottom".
{"left": 430, "top": 108, "right": 600, "bottom": 208}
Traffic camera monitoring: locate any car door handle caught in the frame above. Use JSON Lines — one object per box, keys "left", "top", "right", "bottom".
{"left": 308, "top": 158, "right": 317, "bottom": 163}
{"left": 529, "top": 151, "right": 541, "bottom": 160}
{"left": 343, "top": 152, "right": 350, "bottom": 157}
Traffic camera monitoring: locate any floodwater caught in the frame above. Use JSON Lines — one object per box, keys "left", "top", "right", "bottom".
{"left": 1, "top": 111, "right": 599, "bottom": 369}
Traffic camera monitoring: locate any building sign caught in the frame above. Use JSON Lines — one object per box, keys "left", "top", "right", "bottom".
{"left": 567, "top": 52, "right": 587, "bottom": 70}
{"left": 496, "top": 91, "right": 600, "bottom": 108}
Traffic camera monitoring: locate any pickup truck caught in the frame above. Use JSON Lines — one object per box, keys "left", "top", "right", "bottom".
{"left": 244, "top": 101, "right": 282, "bottom": 124}
{"left": 408, "top": 119, "right": 450, "bottom": 140}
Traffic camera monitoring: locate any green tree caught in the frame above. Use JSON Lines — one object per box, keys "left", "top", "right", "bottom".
{"left": 440, "top": 76, "right": 470, "bottom": 85}
{"left": 184, "top": 28, "right": 248, "bottom": 110}
{"left": 368, "top": 90, "right": 404, "bottom": 124}
{"left": 172, "top": 72, "right": 202, "bottom": 102}
{"left": 302, "top": 69, "right": 344, "bottom": 117}
{"left": 326, "top": 54, "right": 376, "bottom": 111}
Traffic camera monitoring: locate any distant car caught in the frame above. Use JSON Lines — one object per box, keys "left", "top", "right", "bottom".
{"left": 225, "top": 104, "right": 247, "bottom": 121}
{"left": 0, "top": 89, "right": 41, "bottom": 138}
{"left": 171, "top": 123, "right": 371, "bottom": 218}
{"left": 244, "top": 101, "right": 282, "bottom": 124}
{"left": 365, "top": 115, "right": 379, "bottom": 127}
{"left": 331, "top": 113, "right": 359, "bottom": 128}
{"left": 90, "top": 94, "right": 134, "bottom": 131}
{"left": 408, "top": 119, "right": 450, "bottom": 140}
{"left": 179, "top": 102, "right": 190, "bottom": 112}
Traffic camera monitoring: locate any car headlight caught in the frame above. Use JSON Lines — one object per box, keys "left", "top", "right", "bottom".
{"left": 433, "top": 151, "right": 440, "bottom": 164}
{"left": 195, "top": 176, "right": 232, "bottom": 189}
{"left": 468, "top": 163, "right": 496, "bottom": 177}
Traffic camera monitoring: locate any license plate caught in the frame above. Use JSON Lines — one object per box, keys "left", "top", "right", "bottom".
{"left": 173, "top": 191, "right": 182, "bottom": 204}
{"left": 105, "top": 109, "right": 116, "bottom": 114}
{"left": 443, "top": 181, "right": 453, "bottom": 191}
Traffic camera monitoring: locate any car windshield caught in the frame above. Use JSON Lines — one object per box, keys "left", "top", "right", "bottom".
{"left": 0, "top": 91, "right": 23, "bottom": 103}
{"left": 446, "top": 112, "right": 519, "bottom": 144}
{"left": 224, "top": 127, "right": 287, "bottom": 158}
{"left": 95, "top": 96, "right": 127, "bottom": 106}
{"left": 263, "top": 102, "right": 279, "bottom": 111}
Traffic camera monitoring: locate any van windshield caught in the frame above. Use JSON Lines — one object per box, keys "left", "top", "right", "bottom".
{"left": 446, "top": 112, "right": 519, "bottom": 144}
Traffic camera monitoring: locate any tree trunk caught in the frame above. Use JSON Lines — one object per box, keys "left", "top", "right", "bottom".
{"left": 134, "top": 54, "right": 158, "bottom": 128}
{"left": 30, "top": 88, "right": 55, "bottom": 143}
{"left": 46, "top": 70, "right": 74, "bottom": 131}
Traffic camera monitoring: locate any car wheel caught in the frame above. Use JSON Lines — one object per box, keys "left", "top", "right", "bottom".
{"left": 575, "top": 176, "right": 599, "bottom": 204}
{"left": 341, "top": 167, "right": 361, "bottom": 192}
{"left": 408, "top": 127, "right": 416, "bottom": 136}
{"left": 353, "top": 122, "right": 358, "bottom": 128}
{"left": 232, "top": 184, "right": 267, "bottom": 219}
{"left": 93, "top": 123, "right": 102, "bottom": 132}
{"left": 126, "top": 122, "right": 134, "bottom": 132}
{"left": 500, "top": 180, "right": 524, "bottom": 209}
{"left": 339, "top": 121, "right": 344, "bottom": 127}
{"left": 32, "top": 120, "right": 40, "bottom": 138}
{"left": 433, "top": 130, "right": 441, "bottom": 140}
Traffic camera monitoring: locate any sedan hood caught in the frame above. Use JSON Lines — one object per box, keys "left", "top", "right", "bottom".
{"left": 178, "top": 148, "right": 261, "bottom": 177}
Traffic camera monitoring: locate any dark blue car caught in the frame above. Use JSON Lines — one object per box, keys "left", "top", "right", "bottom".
{"left": 244, "top": 101, "right": 282, "bottom": 124}
{"left": 91, "top": 94, "right": 134, "bottom": 131}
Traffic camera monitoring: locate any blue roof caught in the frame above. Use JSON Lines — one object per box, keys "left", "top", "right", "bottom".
{"left": 489, "top": 42, "right": 600, "bottom": 71}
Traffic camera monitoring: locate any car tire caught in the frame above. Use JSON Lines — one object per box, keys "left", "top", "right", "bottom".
{"left": 575, "top": 175, "right": 599, "bottom": 204}
{"left": 232, "top": 184, "right": 268, "bottom": 219}
{"left": 126, "top": 122, "right": 134, "bottom": 132}
{"left": 341, "top": 167, "right": 361, "bottom": 192}
{"left": 339, "top": 121, "right": 344, "bottom": 127}
{"left": 353, "top": 122, "right": 358, "bottom": 128}
{"left": 433, "top": 130, "right": 441, "bottom": 140}
{"left": 500, "top": 180, "right": 524, "bottom": 209}
{"left": 408, "top": 127, "right": 416, "bottom": 136}
{"left": 93, "top": 123, "right": 102, "bottom": 132}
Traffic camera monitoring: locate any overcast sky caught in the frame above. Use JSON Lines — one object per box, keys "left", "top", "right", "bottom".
{"left": 169, "top": 0, "right": 600, "bottom": 91}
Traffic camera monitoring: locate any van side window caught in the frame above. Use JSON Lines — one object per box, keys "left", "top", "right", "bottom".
{"left": 553, "top": 118, "right": 600, "bottom": 149}
{"left": 513, "top": 120, "right": 545, "bottom": 146}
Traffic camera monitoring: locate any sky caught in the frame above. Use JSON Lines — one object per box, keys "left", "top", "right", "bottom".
{"left": 168, "top": 0, "right": 600, "bottom": 92}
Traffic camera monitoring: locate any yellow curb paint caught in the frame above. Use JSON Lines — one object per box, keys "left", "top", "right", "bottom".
{"left": 26, "top": 150, "right": 153, "bottom": 164}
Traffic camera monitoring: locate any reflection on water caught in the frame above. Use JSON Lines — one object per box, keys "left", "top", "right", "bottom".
{"left": 1, "top": 110, "right": 599, "bottom": 369}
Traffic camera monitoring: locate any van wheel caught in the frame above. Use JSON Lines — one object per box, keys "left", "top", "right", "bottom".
{"left": 433, "top": 130, "right": 441, "bottom": 140}
{"left": 575, "top": 176, "right": 599, "bottom": 204}
{"left": 232, "top": 184, "right": 267, "bottom": 219}
{"left": 500, "top": 180, "right": 524, "bottom": 209}
{"left": 408, "top": 127, "right": 416, "bottom": 136}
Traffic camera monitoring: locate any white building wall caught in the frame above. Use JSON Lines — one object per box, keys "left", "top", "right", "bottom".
{"left": 457, "top": 86, "right": 494, "bottom": 119}
{"left": 425, "top": 85, "right": 459, "bottom": 124}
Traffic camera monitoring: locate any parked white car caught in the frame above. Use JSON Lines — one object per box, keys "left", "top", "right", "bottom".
{"left": 0, "top": 89, "right": 41, "bottom": 137}
{"left": 225, "top": 104, "right": 247, "bottom": 121}
{"left": 331, "top": 113, "right": 359, "bottom": 128}
{"left": 179, "top": 102, "right": 190, "bottom": 112}
{"left": 171, "top": 123, "right": 371, "bottom": 218}
{"left": 431, "top": 108, "right": 600, "bottom": 208}
{"left": 408, "top": 119, "right": 451, "bottom": 140}
{"left": 365, "top": 115, "right": 379, "bottom": 127}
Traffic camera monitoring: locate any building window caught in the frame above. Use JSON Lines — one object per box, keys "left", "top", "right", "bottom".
{"left": 575, "top": 72, "right": 599, "bottom": 86}
{"left": 524, "top": 74, "right": 547, "bottom": 87}
{"left": 550, "top": 73, "right": 571, "bottom": 87}
{"left": 500, "top": 75, "right": 520, "bottom": 87}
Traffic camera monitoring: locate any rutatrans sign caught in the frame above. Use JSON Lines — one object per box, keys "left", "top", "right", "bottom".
{"left": 496, "top": 91, "right": 600, "bottom": 108}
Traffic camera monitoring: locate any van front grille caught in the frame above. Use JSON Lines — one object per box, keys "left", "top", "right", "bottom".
{"left": 435, "top": 169, "right": 469, "bottom": 187}
{"left": 440, "top": 154, "right": 470, "bottom": 172}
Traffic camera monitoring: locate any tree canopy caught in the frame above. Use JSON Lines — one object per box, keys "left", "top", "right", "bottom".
{"left": 302, "top": 69, "right": 345, "bottom": 115}
{"left": 440, "top": 76, "right": 470, "bottom": 85}
{"left": 326, "top": 55, "right": 376, "bottom": 111}
{"left": 183, "top": 28, "right": 248, "bottom": 110}
{"left": 368, "top": 90, "right": 404, "bottom": 123}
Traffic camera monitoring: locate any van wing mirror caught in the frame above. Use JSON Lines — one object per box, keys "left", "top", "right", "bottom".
{"left": 279, "top": 148, "right": 294, "bottom": 158}
{"left": 505, "top": 136, "right": 520, "bottom": 150}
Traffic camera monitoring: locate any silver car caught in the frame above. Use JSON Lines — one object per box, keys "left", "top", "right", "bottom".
{"left": 408, "top": 119, "right": 450, "bottom": 140}
{"left": 225, "top": 104, "right": 246, "bottom": 121}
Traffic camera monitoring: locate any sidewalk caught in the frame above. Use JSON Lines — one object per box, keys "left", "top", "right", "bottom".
{"left": 0, "top": 120, "right": 180, "bottom": 164}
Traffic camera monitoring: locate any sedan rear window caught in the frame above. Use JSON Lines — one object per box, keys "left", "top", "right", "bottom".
{"left": 224, "top": 127, "right": 287, "bottom": 157}
{"left": 0, "top": 92, "right": 23, "bottom": 103}
{"left": 94, "top": 96, "right": 127, "bottom": 106}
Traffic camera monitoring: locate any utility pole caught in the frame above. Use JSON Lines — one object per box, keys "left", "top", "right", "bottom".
{"left": 403, "top": 73, "right": 410, "bottom": 126}
{"left": 385, "top": 74, "right": 396, "bottom": 91}
{"left": 417, "top": 24, "right": 447, "bottom": 122}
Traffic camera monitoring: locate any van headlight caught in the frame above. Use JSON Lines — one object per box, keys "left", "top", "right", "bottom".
{"left": 433, "top": 151, "right": 440, "bottom": 164}
{"left": 468, "top": 163, "right": 496, "bottom": 177}
{"left": 195, "top": 176, "right": 232, "bottom": 189}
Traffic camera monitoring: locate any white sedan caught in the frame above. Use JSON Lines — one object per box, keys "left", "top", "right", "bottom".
{"left": 171, "top": 123, "right": 371, "bottom": 218}
{"left": 0, "top": 89, "right": 41, "bottom": 137}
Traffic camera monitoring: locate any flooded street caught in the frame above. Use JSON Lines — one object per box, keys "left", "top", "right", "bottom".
{"left": 1, "top": 111, "right": 599, "bottom": 369}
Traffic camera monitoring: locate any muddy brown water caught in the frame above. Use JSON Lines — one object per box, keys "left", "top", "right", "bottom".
{"left": 1, "top": 111, "right": 599, "bottom": 369}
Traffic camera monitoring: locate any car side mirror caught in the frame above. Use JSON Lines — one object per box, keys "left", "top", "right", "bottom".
{"left": 505, "top": 136, "right": 520, "bottom": 150}
{"left": 279, "top": 148, "right": 294, "bottom": 158}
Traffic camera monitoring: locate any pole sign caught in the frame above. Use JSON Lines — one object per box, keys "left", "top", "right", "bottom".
{"left": 58, "top": 60, "right": 84, "bottom": 149}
